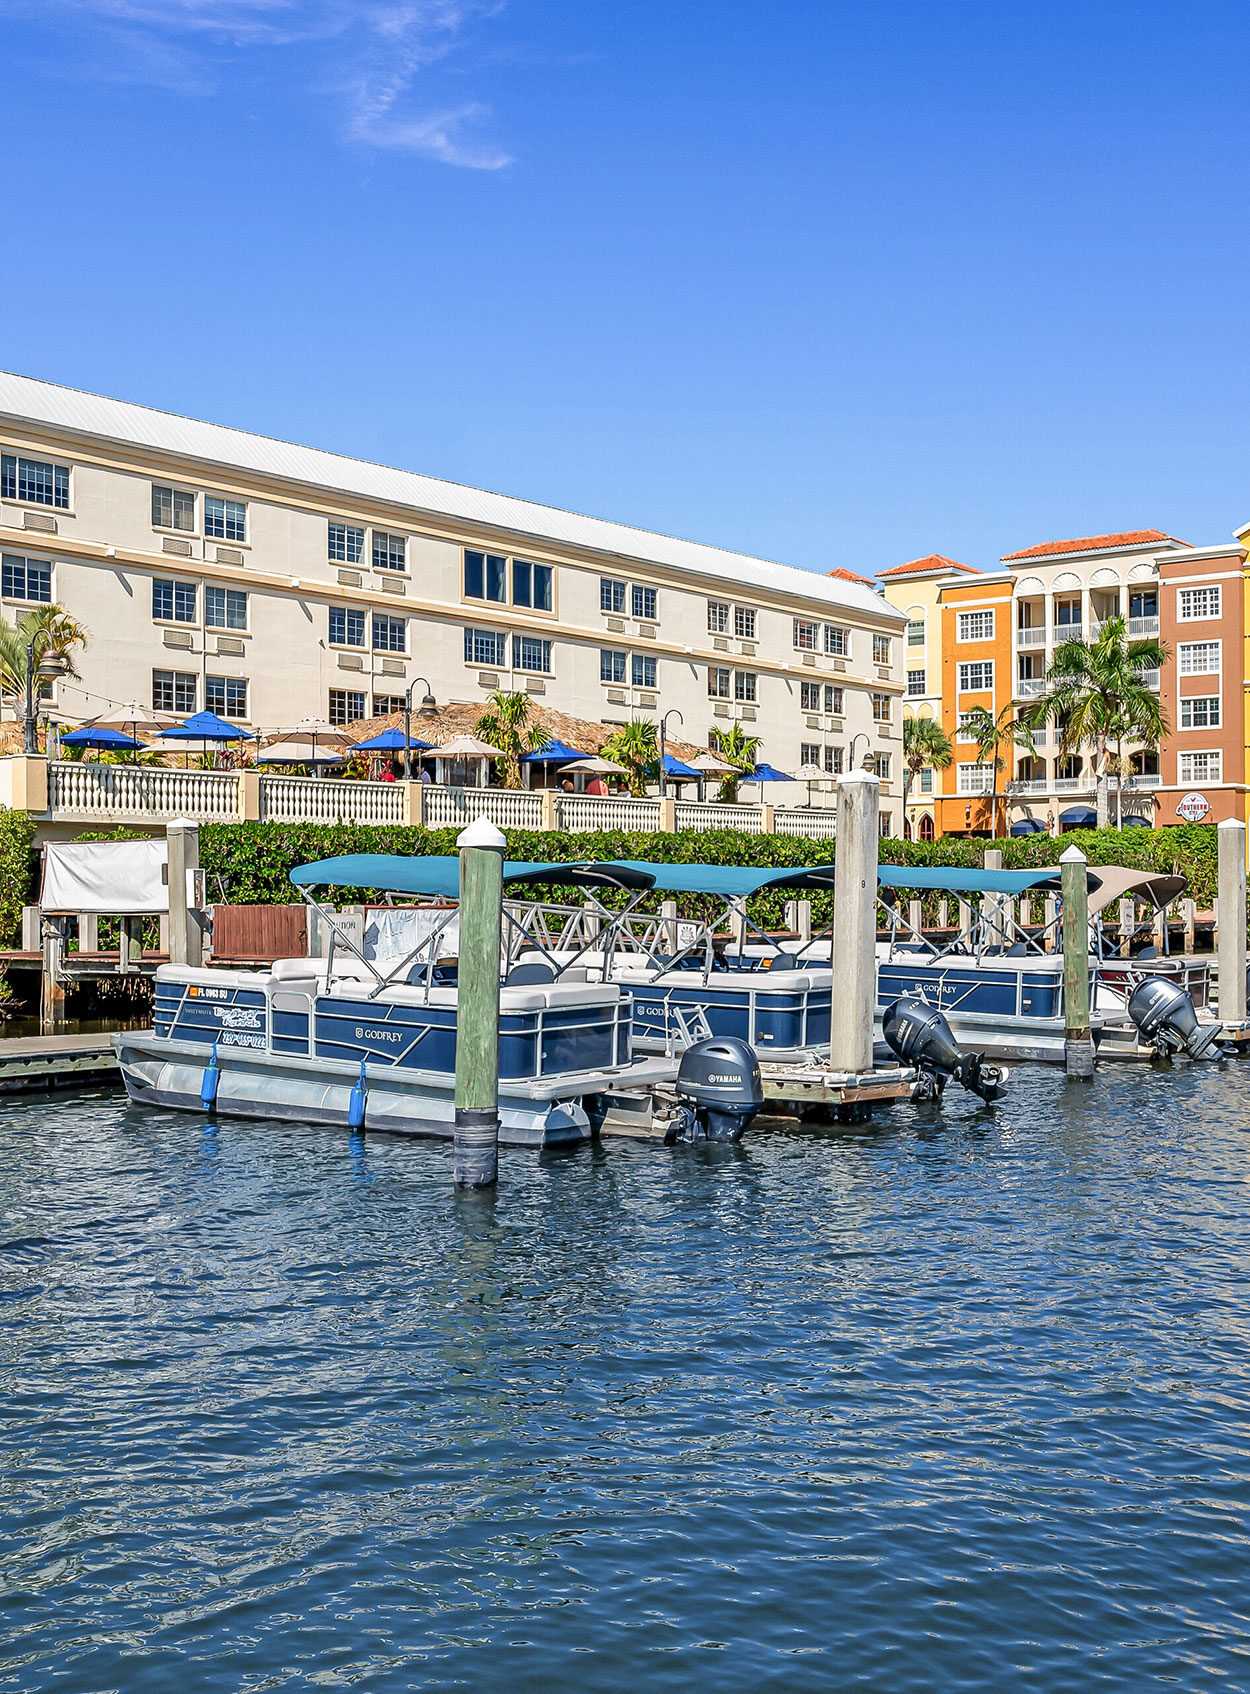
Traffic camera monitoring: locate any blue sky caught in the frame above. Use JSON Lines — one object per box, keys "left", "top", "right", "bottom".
{"left": 2, "top": 0, "right": 1247, "bottom": 575}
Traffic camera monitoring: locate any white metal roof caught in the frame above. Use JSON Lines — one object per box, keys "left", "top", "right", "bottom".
{"left": 0, "top": 371, "right": 899, "bottom": 623}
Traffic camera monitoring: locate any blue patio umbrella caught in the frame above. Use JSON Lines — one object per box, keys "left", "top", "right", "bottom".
{"left": 520, "top": 738, "right": 585, "bottom": 764}
{"left": 60, "top": 726, "right": 146, "bottom": 752}
{"left": 352, "top": 727, "right": 435, "bottom": 753}
{"left": 158, "top": 710, "right": 253, "bottom": 742}
{"left": 1010, "top": 817, "right": 1048, "bottom": 836}
{"left": 661, "top": 753, "right": 702, "bottom": 780}
{"left": 1059, "top": 804, "right": 1098, "bottom": 828}
{"left": 750, "top": 762, "right": 795, "bottom": 784}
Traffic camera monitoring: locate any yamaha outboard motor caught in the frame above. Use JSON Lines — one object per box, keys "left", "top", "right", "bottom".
{"left": 882, "top": 997, "right": 1007, "bottom": 1104}
{"left": 668, "top": 1037, "right": 764, "bottom": 1143}
{"left": 1128, "top": 977, "right": 1222, "bottom": 1060}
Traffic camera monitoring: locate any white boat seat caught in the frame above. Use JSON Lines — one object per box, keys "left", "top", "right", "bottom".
{"left": 157, "top": 964, "right": 271, "bottom": 989}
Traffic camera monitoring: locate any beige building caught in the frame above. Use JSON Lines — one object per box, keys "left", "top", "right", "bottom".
{"left": 0, "top": 374, "right": 904, "bottom": 828}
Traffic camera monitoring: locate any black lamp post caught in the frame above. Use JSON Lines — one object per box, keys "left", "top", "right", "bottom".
{"left": 24, "top": 642, "right": 67, "bottom": 755}
{"left": 658, "top": 708, "right": 683, "bottom": 800}
{"left": 848, "top": 732, "right": 876, "bottom": 774}
{"left": 402, "top": 676, "right": 436, "bottom": 781}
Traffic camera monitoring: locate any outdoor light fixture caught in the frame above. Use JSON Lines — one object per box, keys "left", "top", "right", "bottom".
{"left": 24, "top": 645, "right": 69, "bottom": 755}
{"left": 658, "top": 707, "right": 684, "bottom": 800}
{"left": 403, "top": 676, "right": 436, "bottom": 780}
{"left": 848, "top": 733, "right": 876, "bottom": 773}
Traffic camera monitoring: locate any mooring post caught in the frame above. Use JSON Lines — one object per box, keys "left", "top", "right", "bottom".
{"left": 453, "top": 817, "right": 506, "bottom": 1188}
{"left": 661, "top": 898, "right": 680, "bottom": 953}
{"left": 829, "top": 769, "right": 879, "bottom": 1074}
{"left": 1217, "top": 818, "right": 1247, "bottom": 1029}
{"left": 40, "top": 916, "right": 65, "bottom": 1029}
{"left": 982, "top": 848, "right": 1003, "bottom": 947}
{"left": 166, "top": 819, "right": 202, "bottom": 968}
{"left": 1060, "top": 844, "right": 1094, "bottom": 1079}
{"left": 1118, "top": 897, "right": 1134, "bottom": 959}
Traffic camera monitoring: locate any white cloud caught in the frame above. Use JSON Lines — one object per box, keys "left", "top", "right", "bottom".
{"left": 8, "top": 0, "right": 512, "bottom": 166}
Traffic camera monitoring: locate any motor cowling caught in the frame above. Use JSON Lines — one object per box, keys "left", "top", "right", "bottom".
{"left": 1128, "top": 976, "right": 1222, "bottom": 1060}
{"left": 882, "top": 996, "right": 1007, "bottom": 1104}
{"left": 668, "top": 1036, "right": 764, "bottom": 1143}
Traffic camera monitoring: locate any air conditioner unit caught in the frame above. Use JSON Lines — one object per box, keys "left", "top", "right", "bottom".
{"left": 638, "top": 624, "right": 657, "bottom": 640}
{"left": 381, "top": 578, "right": 406, "bottom": 596}
{"left": 738, "top": 705, "right": 757, "bottom": 721}
{"left": 805, "top": 713, "right": 820, "bottom": 728}
{"left": 477, "top": 671, "right": 500, "bottom": 688}
{"left": 336, "top": 570, "right": 362, "bottom": 587}
{"left": 22, "top": 512, "right": 56, "bottom": 534}
{"left": 526, "top": 678, "right": 545, "bottom": 694}
{"left": 738, "top": 641, "right": 757, "bottom": 657}
{"left": 876, "top": 665, "right": 891, "bottom": 680}
{"left": 713, "top": 637, "right": 730, "bottom": 652}
{"left": 216, "top": 636, "right": 244, "bottom": 657}
{"left": 637, "top": 691, "right": 658, "bottom": 709}
{"left": 163, "top": 629, "right": 194, "bottom": 650}
{"left": 337, "top": 653, "right": 364, "bottom": 671}
{"left": 713, "top": 701, "right": 730, "bottom": 717}
{"left": 162, "top": 537, "right": 192, "bottom": 557}
{"left": 802, "top": 652, "right": 816, "bottom": 667}
{"left": 379, "top": 657, "right": 404, "bottom": 676}
{"left": 832, "top": 658, "right": 848, "bottom": 673}
{"left": 607, "top": 688, "right": 628, "bottom": 704}
{"left": 606, "top": 617, "right": 626, "bottom": 633}
{"left": 215, "top": 547, "right": 244, "bottom": 566}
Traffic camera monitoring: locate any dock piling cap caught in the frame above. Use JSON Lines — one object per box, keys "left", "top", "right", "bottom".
{"left": 457, "top": 817, "right": 506, "bottom": 851}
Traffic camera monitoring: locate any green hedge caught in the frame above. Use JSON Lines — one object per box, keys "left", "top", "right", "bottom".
{"left": 197, "top": 819, "right": 1225, "bottom": 931}
{"left": 0, "top": 809, "right": 37, "bottom": 948}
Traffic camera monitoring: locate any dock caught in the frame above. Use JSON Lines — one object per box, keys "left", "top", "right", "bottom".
{"left": 0, "top": 1033, "right": 121, "bottom": 1094}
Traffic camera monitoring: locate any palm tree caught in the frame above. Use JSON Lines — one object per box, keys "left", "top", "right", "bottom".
{"left": 1033, "top": 615, "right": 1168, "bottom": 828}
{"left": 960, "top": 703, "right": 1036, "bottom": 838}
{"left": 902, "top": 717, "right": 953, "bottom": 820}
{"left": 0, "top": 606, "right": 88, "bottom": 746}
{"left": 708, "top": 722, "right": 761, "bottom": 802}
{"left": 602, "top": 718, "right": 659, "bottom": 797}
{"left": 474, "top": 690, "right": 547, "bottom": 788}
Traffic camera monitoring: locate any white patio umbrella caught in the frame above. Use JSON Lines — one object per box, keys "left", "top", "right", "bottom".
{"left": 86, "top": 701, "right": 181, "bottom": 739}
{"left": 429, "top": 733, "right": 505, "bottom": 789}
{"left": 559, "top": 755, "right": 627, "bottom": 776}
{"left": 689, "top": 749, "right": 738, "bottom": 802}
{"left": 796, "top": 762, "right": 824, "bottom": 807}
{"left": 256, "top": 740, "right": 345, "bottom": 767}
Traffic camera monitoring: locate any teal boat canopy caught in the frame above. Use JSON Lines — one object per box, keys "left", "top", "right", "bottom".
{"left": 878, "top": 864, "right": 1101, "bottom": 894}
{"left": 290, "top": 854, "right": 655, "bottom": 897}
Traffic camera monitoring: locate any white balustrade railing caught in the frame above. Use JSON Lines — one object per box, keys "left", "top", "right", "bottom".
{"left": 1009, "top": 779, "right": 1049, "bottom": 796}
{"left": 422, "top": 785, "right": 545, "bottom": 831}
{"left": 674, "top": 801, "right": 764, "bottom": 834}
{"left": 1015, "top": 677, "right": 1047, "bottom": 698}
{"left": 1128, "top": 616, "right": 1160, "bottom": 638}
{"left": 260, "top": 775, "right": 406, "bottom": 826}
{"left": 556, "top": 794, "right": 662, "bottom": 833}
{"left": 1016, "top": 626, "right": 1046, "bottom": 648}
{"left": 1125, "top": 773, "right": 1162, "bottom": 789}
{"left": 774, "top": 807, "right": 838, "bottom": 839}
{"left": 1052, "top": 776, "right": 1094, "bottom": 794}
{"left": 48, "top": 761, "right": 240, "bottom": 822}
{"left": 1139, "top": 668, "right": 1161, "bottom": 689}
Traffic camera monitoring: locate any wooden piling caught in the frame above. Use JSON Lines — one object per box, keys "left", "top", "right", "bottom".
{"left": 40, "top": 918, "right": 65, "bottom": 1029}
{"left": 453, "top": 817, "right": 506, "bottom": 1188}
{"left": 829, "top": 770, "right": 879, "bottom": 1074}
{"left": 1060, "top": 844, "right": 1094, "bottom": 1079}
{"left": 1217, "top": 819, "right": 1247, "bottom": 1028}
{"left": 166, "top": 820, "right": 202, "bottom": 969}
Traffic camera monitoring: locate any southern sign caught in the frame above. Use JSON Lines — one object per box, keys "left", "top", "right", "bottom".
{"left": 1176, "top": 791, "right": 1211, "bottom": 824}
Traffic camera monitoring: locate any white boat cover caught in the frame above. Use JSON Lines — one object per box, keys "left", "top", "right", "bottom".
{"left": 40, "top": 839, "right": 188, "bottom": 915}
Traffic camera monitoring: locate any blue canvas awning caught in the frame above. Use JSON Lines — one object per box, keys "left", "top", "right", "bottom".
{"left": 520, "top": 739, "right": 585, "bottom": 764}
{"left": 1060, "top": 805, "right": 1098, "bottom": 827}
{"left": 1010, "top": 818, "right": 1048, "bottom": 836}
{"left": 290, "top": 855, "right": 656, "bottom": 897}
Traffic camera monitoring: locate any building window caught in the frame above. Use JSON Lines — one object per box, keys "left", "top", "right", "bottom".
{"left": 734, "top": 671, "right": 758, "bottom": 703}
{"left": 205, "top": 586, "right": 247, "bottom": 630}
{"left": 1179, "top": 585, "right": 1221, "bottom": 621}
{"left": 152, "top": 485, "right": 195, "bottom": 531}
{"left": 601, "top": 648, "right": 627, "bottom": 684}
{"left": 600, "top": 577, "right": 627, "bottom": 614}
{"left": 906, "top": 619, "right": 925, "bottom": 646}
{"left": 823, "top": 623, "right": 849, "bottom": 657}
{"left": 329, "top": 605, "right": 365, "bottom": 646}
{"left": 206, "top": 675, "right": 248, "bottom": 719}
{"left": 824, "top": 745, "right": 843, "bottom": 776}
{"left": 152, "top": 578, "right": 196, "bottom": 623}
{"left": 877, "top": 754, "right": 892, "bottom": 780}
{"left": 2, "top": 553, "right": 52, "bottom": 602}
{"left": 734, "top": 606, "right": 756, "bottom": 640}
{"left": 800, "top": 742, "right": 821, "bottom": 767}
{"left": 1180, "top": 695, "right": 1221, "bottom": 730}
{"left": 631, "top": 584, "right": 657, "bottom": 621}
{"left": 872, "top": 693, "right": 891, "bottom": 724}
{"left": 793, "top": 618, "right": 818, "bottom": 651}
{"left": 1179, "top": 750, "right": 1222, "bottom": 784}
{"left": 372, "top": 695, "right": 405, "bottom": 716}
{"left": 1, "top": 451, "right": 69, "bottom": 509}
{"left": 957, "top": 660, "right": 994, "bottom": 692}
{"left": 907, "top": 669, "right": 926, "bottom": 696}
{"left": 204, "top": 496, "right": 246, "bottom": 542}
{"left": 708, "top": 600, "right": 729, "bottom": 634}
{"left": 957, "top": 609, "right": 995, "bottom": 642}
{"left": 153, "top": 669, "right": 196, "bottom": 713}
{"left": 958, "top": 762, "right": 994, "bottom": 794}
{"left": 465, "top": 550, "right": 507, "bottom": 603}
{"left": 1178, "top": 641, "right": 1220, "bottom": 676}
{"left": 328, "top": 522, "right": 364, "bottom": 564}
{"left": 873, "top": 634, "right": 891, "bottom": 665}
{"left": 826, "top": 685, "right": 843, "bottom": 715}
{"left": 512, "top": 559, "right": 553, "bottom": 611}
{"left": 464, "top": 626, "right": 507, "bottom": 668}
{"left": 800, "top": 681, "right": 821, "bottom": 711}
{"left": 372, "top": 531, "right": 407, "bottom": 573}
{"left": 329, "top": 689, "right": 367, "bottom": 726}
{"left": 918, "top": 767, "right": 934, "bottom": 793}
{"left": 708, "top": 666, "right": 731, "bottom": 699}
{"left": 372, "top": 613, "right": 407, "bottom": 653}
{"left": 631, "top": 653, "right": 657, "bottom": 689}
{"left": 957, "top": 712, "right": 981, "bottom": 741}
{"left": 513, "top": 634, "right": 552, "bottom": 674}
{"left": 879, "top": 813, "right": 893, "bottom": 838}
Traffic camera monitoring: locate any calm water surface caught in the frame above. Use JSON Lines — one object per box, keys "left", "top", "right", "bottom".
{"left": 4, "top": 1064, "right": 1250, "bottom": 1692}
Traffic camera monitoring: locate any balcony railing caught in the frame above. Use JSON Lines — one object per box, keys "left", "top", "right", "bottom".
{"left": 1016, "top": 626, "right": 1046, "bottom": 649}
{"left": 1053, "top": 622, "right": 1084, "bottom": 642}
{"left": 1016, "top": 677, "right": 1047, "bottom": 698}
{"left": 1140, "top": 668, "right": 1161, "bottom": 689}
{"left": 1008, "top": 778, "right": 1049, "bottom": 796}
{"left": 1125, "top": 772, "right": 1162, "bottom": 789}
{"left": 1052, "top": 775, "right": 1094, "bottom": 794}
{"left": 1128, "top": 616, "right": 1160, "bottom": 638}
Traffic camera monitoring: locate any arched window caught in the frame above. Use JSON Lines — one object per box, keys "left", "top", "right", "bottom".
{"left": 919, "top": 814, "right": 935, "bottom": 842}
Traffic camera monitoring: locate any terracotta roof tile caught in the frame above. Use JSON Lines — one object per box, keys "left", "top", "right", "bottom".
{"left": 877, "top": 553, "right": 980, "bottom": 579}
{"left": 1002, "top": 529, "right": 1184, "bottom": 562}
{"left": 827, "top": 566, "right": 874, "bottom": 584}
